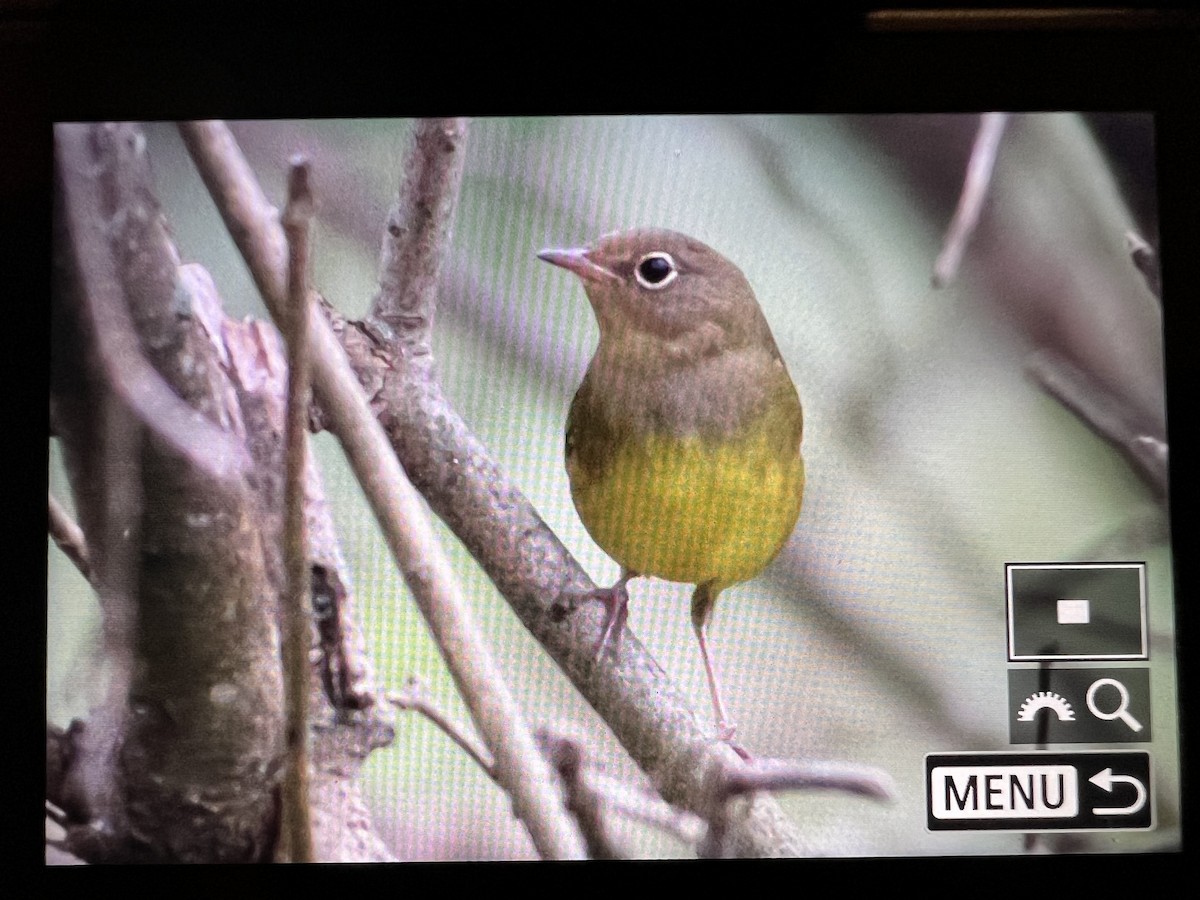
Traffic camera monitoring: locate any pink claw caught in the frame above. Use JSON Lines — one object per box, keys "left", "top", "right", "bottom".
{"left": 554, "top": 570, "right": 638, "bottom": 660}
{"left": 589, "top": 574, "right": 634, "bottom": 658}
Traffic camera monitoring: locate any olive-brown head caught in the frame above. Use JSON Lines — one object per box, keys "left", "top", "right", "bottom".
{"left": 538, "top": 228, "right": 778, "bottom": 361}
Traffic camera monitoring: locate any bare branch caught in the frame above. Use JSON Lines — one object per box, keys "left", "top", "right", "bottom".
{"left": 371, "top": 117, "right": 469, "bottom": 347}
{"left": 54, "top": 123, "right": 395, "bottom": 863}
{"left": 279, "top": 156, "right": 316, "bottom": 864}
{"left": 585, "top": 770, "right": 707, "bottom": 846}
{"left": 54, "top": 130, "right": 251, "bottom": 488}
{"left": 207, "top": 285, "right": 395, "bottom": 861}
{"left": 55, "top": 129, "right": 250, "bottom": 486}
{"left": 178, "top": 121, "right": 290, "bottom": 316}
{"left": 46, "top": 800, "right": 70, "bottom": 829}
{"left": 204, "top": 275, "right": 380, "bottom": 714}
{"left": 1126, "top": 229, "right": 1161, "bottom": 300}
{"left": 933, "top": 112, "right": 1010, "bottom": 288}
{"left": 48, "top": 493, "right": 92, "bottom": 584}
{"left": 537, "top": 730, "right": 626, "bottom": 859}
{"left": 388, "top": 677, "right": 496, "bottom": 776}
{"left": 54, "top": 122, "right": 282, "bottom": 862}
{"left": 179, "top": 120, "right": 588, "bottom": 861}
{"left": 716, "top": 758, "right": 896, "bottom": 804}
{"left": 390, "top": 687, "right": 705, "bottom": 855}
{"left": 1027, "top": 349, "right": 1168, "bottom": 498}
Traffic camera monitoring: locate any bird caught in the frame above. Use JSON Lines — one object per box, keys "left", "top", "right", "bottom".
{"left": 538, "top": 228, "right": 804, "bottom": 743}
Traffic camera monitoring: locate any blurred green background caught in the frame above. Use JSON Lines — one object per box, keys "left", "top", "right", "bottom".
{"left": 48, "top": 114, "right": 1177, "bottom": 858}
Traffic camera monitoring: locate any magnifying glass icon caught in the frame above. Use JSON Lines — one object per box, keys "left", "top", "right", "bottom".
{"left": 1086, "top": 678, "right": 1143, "bottom": 733}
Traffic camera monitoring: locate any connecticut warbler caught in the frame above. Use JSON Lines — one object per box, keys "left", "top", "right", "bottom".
{"left": 538, "top": 228, "right": 804, "bottom": 741}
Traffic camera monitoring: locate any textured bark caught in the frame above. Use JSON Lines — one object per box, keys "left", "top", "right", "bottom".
{"left": 53, "top": 123, "right": 282, "bottom": 862}
{"left": 50, "top": 123, "right": 395, "bottom": 863}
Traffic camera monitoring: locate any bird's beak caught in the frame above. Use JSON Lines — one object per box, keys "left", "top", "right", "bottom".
{"left": 537, "top": 246, "right": 619, "bottom": 284}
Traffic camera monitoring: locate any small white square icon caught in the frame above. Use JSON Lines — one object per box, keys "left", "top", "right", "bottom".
{"left": 1057, "top": 599, "right": 1091, "bottom": 624}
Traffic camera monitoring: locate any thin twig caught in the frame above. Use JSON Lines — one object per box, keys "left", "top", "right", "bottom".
{"left": 696, "top": 757, "right": 895, "bottom": 858}
{"left": 584, "top": 770, "right": 707, "bottom": 846}
{"left": 370, "top": 117, "right": 468, "bottom": 346}
{"left": 933, "top": 112, "right": 1010, "bottom": 288}
{"left": 1125, "top": 229, "right": 1161, "bottom": 301}
{"left": 717, "top": 758, "right": 896, "bottom": 804}
{"left": 388, "top": 677, "right": 495, "bottom": 776}
{"left": 279, "top": 157, "right": 316, "bottom": 864}
{"left": 178, "top": 120, "right": 587, "bottom": 861}
{"left": 390, "top": 686, "right": 704, "bottom": 852}
{"left": 1027, "top": 349, "right": 1169, "bottom": 498}
{"left": 537, "top": 730, "right": 625, "bottom": 859}
{"left": 48, "top": 493, "right": 92, "bottom": 584}
{"left": 45, "top": 800, "right": 70, "bottom": 829}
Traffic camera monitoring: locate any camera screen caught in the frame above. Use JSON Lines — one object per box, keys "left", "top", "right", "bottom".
{"left": 48, "top": 112, "right": 1180, "bottom": 861}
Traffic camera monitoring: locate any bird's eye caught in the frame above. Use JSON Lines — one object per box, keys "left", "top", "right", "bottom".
{"left": 634, "top": 252, "right": 678, "bottom": 290}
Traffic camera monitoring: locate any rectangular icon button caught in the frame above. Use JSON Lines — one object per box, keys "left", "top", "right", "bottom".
{"left": 926, "top": 751, "right": 1152, "bottom": 832}
{"left": 1009, "top": 667, "right": 1151, "bottom": 743}
{"left": 1007, "top": 563, "right": 1148, "bottom": 660}
{"left": 931, "top": 764, "right": 1078, "bottom": 819}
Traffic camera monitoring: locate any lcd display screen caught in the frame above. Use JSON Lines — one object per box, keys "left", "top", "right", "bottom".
{"left": 48, "top": 111, "right": 1181, "bottom": 862}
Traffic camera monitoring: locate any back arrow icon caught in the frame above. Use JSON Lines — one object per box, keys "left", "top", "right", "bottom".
{"left": 1089, "top": 767, "right": 1147, "bottom": 816}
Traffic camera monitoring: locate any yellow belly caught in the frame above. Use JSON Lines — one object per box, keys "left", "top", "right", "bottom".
{"left": 569, "top": 426, "right": 804, "bottom": 588}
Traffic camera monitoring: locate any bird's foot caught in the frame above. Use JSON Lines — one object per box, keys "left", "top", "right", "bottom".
{"left": 726, "top": 739, "right": 753, "bottom": 763}
{"left": 715, "top": 722, "right": 753, "bottom": 761}
{"left": 552, "top": 579, "right": 632, "bottom": 659}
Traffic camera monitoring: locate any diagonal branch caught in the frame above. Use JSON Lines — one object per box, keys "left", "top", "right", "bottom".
{"left": 1027, "top": 349, "right": 1168, "bottom": 498}
{"left": 388, "top": 677, "right": 494, "bottom": 776}
{"left": 48, "top": 493, "right": 92, "bottom": 584}
{"left": 933, "top": 112, "right": 1009, "bottom": 288}
{"left": 1125, "top": 230, "right": 1161, "bottom": 301}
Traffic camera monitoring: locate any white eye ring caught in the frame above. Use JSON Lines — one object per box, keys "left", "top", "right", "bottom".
{"left": 634, "top": 252, "right": 678, "bottom": 290}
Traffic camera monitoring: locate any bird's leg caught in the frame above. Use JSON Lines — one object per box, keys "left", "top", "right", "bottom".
{"left": 554, "top": 568, "right": 638, "bottom": 659}
{"left": 590, "top": 567, "right": 636, "bottom": 659}
{"left": 692, "top": 581, "right": 750, "bottom": 759}
{"left": 695, "top": 624, "right": 739, "bottom": 745}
